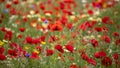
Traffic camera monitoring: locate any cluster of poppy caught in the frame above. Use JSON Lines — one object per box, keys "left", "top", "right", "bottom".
{"left": 0, "top": 0, "right": 120, "bottom": 68}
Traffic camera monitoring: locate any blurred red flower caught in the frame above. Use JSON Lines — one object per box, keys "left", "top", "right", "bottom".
{"left": 65, "top": 44, "right": 74, "bottom": 53}
{"left": 4, "top": 31, "right": 13, "bottom": 40}
{"left": 0, "top": 54, "right": 6, "bottom": 60}
{"left": 102, "top": 57, "right": 112, "bottom": 67}
{"left": 6, "top": 3, "right": 11, "bottom": 8}
{"left": 81, "top": 52, "right": 89, "bottom": 61}
{"left": 30, "top": 52, "right": 39, "bottom": 59}
{"left": 94, "top": 51, "right": 106, "bottom": 58}
{"left": 39, "top": 3, "right": 45, "bottom": 10}
{"left": 0, "top": 47, "right": 4, "bottom": 54}
{"left": 40, "top": 35, "right": 46, "bottom": 42}
{"left": 113, "top": 53, "right": 119, "bottom": 60}
{"left": 26, "top": 36, "right": 33, "bottom": 44}
{"left": 19, "top": 27, "right": 25, "bottom": 32}
{"left": 64, "top": 0, "right": 74, "bottom": 3}
{"left": 81, "top": 52, "right": 96, "bottom": 66}
{"left": 10, "top": 8, "right": 16, "bottom": 15}
{"left": 87, "top": 58, "right": 97, "bottom": 66}
{"left": 102, "top": 35, "right": 111, "bottom": 43}
{"left": 91, "top": 39, "right": 99, "bottom": 47}
{"left": 60, "top": 2, "right": 65, "bottom": 9}
{"left": 8, "top": 49, "right": 17, "bottom": 57}
{"left": 79, "top": 22, "right": 90, "bottom": 30}
{"left": 55, "top": 44, "right": 64, "bottom": 53}
{"left": 46, "top": 49, "right": 54, "bottom": 56}
{"left": 102, "top": 16, "right": 110, "bottom": 24}
{"left": 10, "top": 42, "right": 18, "bottom": 49}
{"left": 113, "top": 32, "right": 119, "bottom": 37}
{"left": 36, "top": 45, "right": 42, "bottom": 53}
{"left": 13, "top": 0, "right": 19, "bottom": 5}
{"left": 94, "top": 27, "right": 102, "bottom": 32}
{"left": 49, "top": 36, "right": 59, "bottom": 43}
{"left": 88, "top": 10, "right": 94, "bottom": 15}
{"left": 67, "top": 23, "right": 73, "bottom": 30}
{"left": 70, "top": 64, "right": 79, "bottom": 68}
{"left": 51, "top": 24, "right": 63, "bottom": 32}
{"left": 33, "top": 38, "right": 41, "bottom": 44}
{"left": 115, "top": 39, "right": 120, "bottom": 46}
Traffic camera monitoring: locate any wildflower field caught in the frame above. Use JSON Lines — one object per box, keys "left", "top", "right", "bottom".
{"left": 0, "top": 0, "right": 120, "bottom": 68}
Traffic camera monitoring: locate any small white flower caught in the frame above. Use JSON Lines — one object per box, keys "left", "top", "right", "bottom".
{"left": 45, "top": 13, "right": 51, "bottom": 16}
{"left": 30, "top": 10, "right": 35, "bottom": 15}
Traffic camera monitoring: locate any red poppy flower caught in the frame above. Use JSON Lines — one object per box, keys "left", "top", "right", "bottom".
{"left": 60, "top": 2, "right": 65, "bottom": 9}
{"left": 88, "top": 10, "right": 94, "bottom": 15}
{"left": 46, "top": 49, "right": 54, "bottom": 56}
{"left": 51, "top": 24, "right": 63, "bottom": 32}
{"left": 32, "top": 38, "right": 40, "bottom": 44}
{"left": 13, "top": 0, "right": 19, "bottom": 5}
{"left": 4, "top": 31, "right": 13, "bottom": 40}
{"left": 65, "top": 44, "right": 74, "bottom": 53}
{"left": 102, "top": 16, "right": 110, "bottom": 24}
{"left": 115, "top": 39, "right": 120, "bottom": 46}
{"left": 0, "top": 27, "right": 6, "bottom": 32}
{"left": 102, "top": 26, "right": 108, "bottom": 33}
{"left": 19, "top": 27, "right": 26, "bottom": 32}
{"left": 113, "top": 53, "right": 119, "bottom": 60}
{"left": 81, "top": 52, "right": 96, "bottom": 66}
{"left": 64, "top": 0, "right": 74, "bottom": 3}
{"left": 6, "top": 3, "right": 12, "bottom": 8}
{"left": 81, "top": 52, "right": 89, "bottom": 60}
{"left": 26, "top": 36, "right": 33, "bottom": 44}
{"left": 61, "top": 15, "right": 68, "bottom": 25}
{"left": 0, "top": 47, "right": 4, "bottom": 54}
{"left": 30, "top": 52, "right": 39, "bottom": 59}
{"left": 36, "top": 45, "right": 42, "bottom": 53}
{"left": 115, "top": 60, "right": 119, "bottom": 65}
{"left": 10, "top": 42, "right": 18, "bottom": 49}
{"left": 17, "top": 34, "right": 23, "bottom": 39}
{"left": 10, "top": 8, "right": 16, "bottom": 15}
{"left": 92, "top": 2, "right": 99, "bottom": 8}
{"left": 94, "top": 27, "right": 102, "bottom": 32}
{"left": 55, "top": 44, "right": 64, "bottom": 53}
{"left": 49, "top": 36, "right": 59, "bottom": 43}
{"left": 35, "top": 9, "right": 39, "bottom": 14}
{"left": 79, "top": 22, "right": 90, "bottom": 30}
{"left": 8, "top": 49, "right": 17, "bottom": 57}
{"left": 79, "top": 23, "right": 87, "bottom": 30}
{"left": 62, "top": 9, "right": 70, "bottom": 15}
{"left": 102, "top": 35, "right": 111, "bottom": 43}
{"left": 22, "top": 16, "right": 28, "bottom": 22}
{"left": 39, "top": 3, "right": 45, "bottom": 10}
{"left": 102, "top": 57, "right": 112, "bottom": 67}
{"left": 94, "top": 51, "right": 106, "bottom": 58}
{"left": 91, "top": 21, "right": 96, "bottom": 27}
{"left": 112, "top": 32, "right": 119, "bottom": 37}
{"left": 91, "top": 39, "right": 99, "bottom": 47}
{"left": 67, "top": 23, "right": 73, "bottom": 30}
{"left": 87, "top": 58, "right": 97, "bottom": 66}
{"left": 0, "top": 54, "right": 6, "bottom": 60}
{"left": 40, "top": 35, "right": 46, "bottom": 42}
